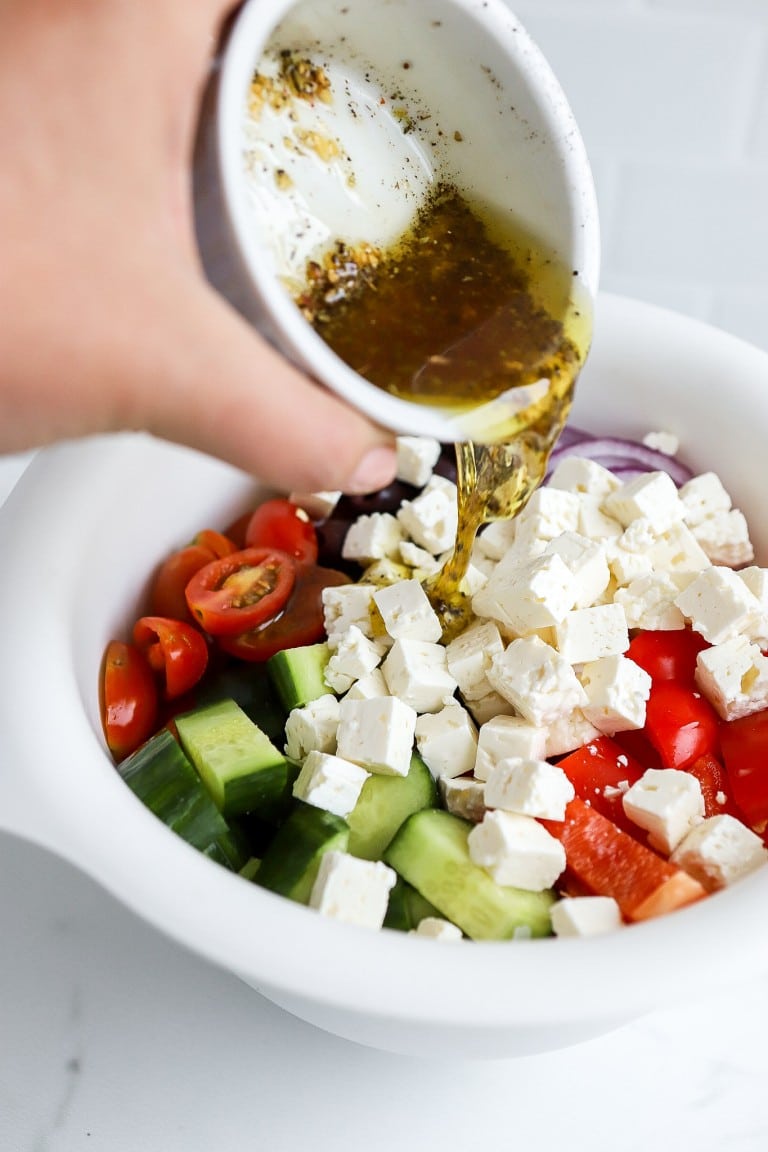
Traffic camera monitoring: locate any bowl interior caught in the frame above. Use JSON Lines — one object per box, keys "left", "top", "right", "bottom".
{"left": 1, "top": 294, "right": 767, "bottom": 1050}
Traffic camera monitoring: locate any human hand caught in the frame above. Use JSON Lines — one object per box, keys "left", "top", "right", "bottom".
{"left": 0, "top": 0, "right": 397, "bottom": 494}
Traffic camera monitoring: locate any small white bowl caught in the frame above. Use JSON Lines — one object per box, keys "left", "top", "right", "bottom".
{"left": 1, "top": 294, "right": 766, "bottom": 1060}
{"left": 194, "top": 0, "right": 600, "bottom": 441}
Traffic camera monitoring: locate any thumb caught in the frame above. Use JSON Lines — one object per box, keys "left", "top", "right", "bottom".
{"left": 127, "top": 275, "right": 398, "bottom": 495}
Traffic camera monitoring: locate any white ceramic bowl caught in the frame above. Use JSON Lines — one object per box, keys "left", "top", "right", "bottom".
{"left": 1, "top": 293, "right": 767, "bottom": 1060}
{"left": 194, "top": 0, "right": 599, "bottom": 441}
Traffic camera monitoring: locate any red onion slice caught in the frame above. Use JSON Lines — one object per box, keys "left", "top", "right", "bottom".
{"left": 546, "top": 429, "right": 694, "bottom": 487}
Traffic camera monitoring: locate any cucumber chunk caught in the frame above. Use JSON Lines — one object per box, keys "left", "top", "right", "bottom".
{"left": 347, "top": 751, "right": 437, "bottom": 860}
{"left": 384, "top": 876, "right": 444, "bottom": 932}
{"left": 267, "top": 642, "right": 332, "bottom": 712}
{"left": 117, "top": 727, "right": 246, "bottom": 870}
{"left": 384, "top": 809, "right": 555, "bottom": 940}
{"left": 175, "top": 698, "right": 288, "bottom": 818}
{"left": 256, "top": 801, "right": 349, "bottom": 905}
{"left": 192, "top": 658, "right": 287, "bottom": 745}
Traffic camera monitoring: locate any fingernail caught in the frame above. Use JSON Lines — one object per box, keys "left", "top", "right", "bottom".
{"left": 345, "top": 445, "right": 398, "bottom": 494}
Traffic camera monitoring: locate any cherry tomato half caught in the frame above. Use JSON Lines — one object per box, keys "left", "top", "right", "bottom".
{"left": 191, "top": 529, "right": 238, "bottom": 558}
{"left": 245, "top": 498, "right": 319, "bottom": 566}
{"left": 185, "top": 547, "right": 296, "bottom": 637}
{"left": 133, "top": 616, "right": 209, "bottom": 699}
{"left": 219, "top": 565, "right": 351, "bottom": 662}
{"left": 102, "top": 640, "right": 159, "bottom": 760}
{"left": 720, "top": 710, "right": 768, "bottom": 829}
{"left": 150, "top": 543, "right": 218, "bottom": 622}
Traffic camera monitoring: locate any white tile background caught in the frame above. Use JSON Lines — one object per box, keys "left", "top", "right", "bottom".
{"left": 511, "top": 0, "right": 768, "bottom": 349}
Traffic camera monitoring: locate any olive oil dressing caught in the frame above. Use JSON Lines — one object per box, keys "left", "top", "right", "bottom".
{"left": 298, "top": 182, "right": 591, "bottom": 637}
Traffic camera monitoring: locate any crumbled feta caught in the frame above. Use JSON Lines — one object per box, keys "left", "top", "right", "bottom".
{"left": 414, "top": 701, "right": 478, "bottom": 779}
{"left": 322, "top": 583, "right": 377, "bottom": 649}
{"left": 395, "top": 435, "right": 441, "bottom": 488}
{"left": 484, "top": 757, "right": 575, "bottom": 820}
{"left": 372, "top": 578, "right": 442, "bottom": 643}
{"left": 309, "top": 850, "right": 396, "bottom": 929}
{"left": 579, "top": 654, "right": 652, "bottom": 734}
{"left": 486, "top": 636, "right": 587, "bottom": 726}
{"left": 694, "top": 634, "right": 768, "bottom": 721}
{"left": 381, "top": 638, "right": 458, "bottom": 714}
{"left": 323, "top": 625, "right": 385, "bottom": 694}
{"left": 292, "top": 750, "right": 370, "bottom": 817}
{"left": 341, "top": 512, "right": 404, "bottom": 564}
{"left": 670, "top": 815, "right": 768, "bottom": 891}
{"left": 550, "top": 895, "right": 623, "bottom": 937}
{"left": 396, "top": 474, "right": 458, "bottom": 554}
{"left": 622, "top": 768, "right": 705, "bottom": 854}
{"left": 284, "top": 694, "right": 340, "bottom": 761}
{"left": 691, "top": 509, "right": 754, "bottom": 567}
{"left": 614, "top": 572, "right": 687, "bottom": 631}
{"left": 642, "top": 430, "right": 679, "bottom": 456}
{"left": 467, "top": 810, "right": 566, "bottom": 891}
{"left": 335, "top": 695, "right": 416, "bottom": 776}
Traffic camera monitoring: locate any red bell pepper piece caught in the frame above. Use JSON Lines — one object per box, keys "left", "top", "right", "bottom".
{"left": 556, "top": 736, "right": 645, "bottom": 836}
{"left": 719, "top": 709, "right": 768, "bottom": 831}
{"left": 541, "top": 797, "right": 706, "bottom": 922}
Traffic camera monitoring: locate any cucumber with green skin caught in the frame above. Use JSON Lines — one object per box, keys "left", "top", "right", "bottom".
{"left": 347, "top": 751, "right": 437, "bottom": 861}
{"left": 384, "top": 876, "right": 444, "bottom": 932}
{"left": 118, "top": 727, "right": 247, "bottom": 871}
{"left": 267, "top": 642, "right": 332, "bottom": 712}
{"left": 175, "top": 698, "right": 288, "bottom": 818}
{"left": 385, "top": 809, "right": 555, "bottom": 940}
{"left": 256, "top": 801, "right": 349, "bottom": 905}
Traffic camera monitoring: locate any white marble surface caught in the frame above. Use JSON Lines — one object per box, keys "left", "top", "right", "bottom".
{"left": 5, "top": 1, "right": 768, "bottom": 1145}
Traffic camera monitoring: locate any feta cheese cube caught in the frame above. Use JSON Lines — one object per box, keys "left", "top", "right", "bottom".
{"left": 670, "top": 815, "right": 768, "bottom": 891}
{"left": 464, "top": 691, "right": 516, "bottom": 726}
{"left": 414, "top": 701, "right": 478, "bottom": 779}
{"left": 382, "top": 637, "right": 458, "bottom": 714}
{"left": 694, "top": 635, "right": 768, "bottom": 721}
{"left": 395, "top": 435, "right": 441, "bottom": 488}
{"left": 411, "top": 917, "right": 463, "bottom": 941}
{"left": 515, "top": 487, "right": 581, "bottom": 538}
{"left": 284, "top": 694, "right": 340, "bottom": 761}
{"left": 691, "top": 509, "right": 754, "bottom": 567}
{"left": 622, "top": 768, "right": 705, "bottom": 854}
{"left": 467, "top": 810, "right": 566, "bottom": 891}
{"left": 484, "top": 757, "right": 575, "bottom": 820}
{"left": 372, "top": 578, "right": 442, "bottom": 643}
{"left": 439, "top": 775, "right": 487, "bottom": 823}
{"left": 472, "top": 552, "right": 577, "bottom": 635}
{"left": 550, "top": 896, "right": 623, "bottom": 937}
{"left": 396, "top": 474, "right": 458, "bottom": 554}
{"left": 336, "top": 695, "right": 416, "bottom": 776}
{"left": 341, "top": 512, "right": 404, "bottom": 564}
{"left": 474, "top": 714, "right": 548, "bottom": 782}
{"left": 547, "top": 456, "right": 621, "bottom": 500}
{"left": 474, "top": 518, "right": 519, "bottom": 560}
{"left": 322, "top": 583, "right": 377, "bottom": 649}
{"left": 486, "top": 636, "right": 587, "bottom": 726}
{"left": 323, "top": 625, "right": 385, "bottom": 694}
{"left": 544, "top": 531, "right": 611, "bottom": 608}
{"left": 309, "top": 850, "right": 396, "bottom": 929}
{"left": 577, "top": 497, "right": 624, "bottom": 541}
{"left": 614, "top": 572, "right": 687, "bottom": 631}
{"left": 675, "top": 566, "right": 763, "bottom": 644}
{"left": 679, "top": 472, "right": 732, "bottom": 527}
{"left": 554, "top": 602, "right": 629, "bottom": 664}
{"left": 444, "top": 619, "right": 505, "bottom": 701}
{"left": 642, "top": 430, "right": 679, "bottom": 456}
{"left": 604, "top": 471, "right": 685, "bottom": 532}
{"left": 292, "top": 751, "right": 370, "bottom": 817}
{"left": 544, "top": 709, "right": 601, "bottom": 758}
{"left": 579, "top": 654, "right": 652, "bottom": 734}
{"left": 398, "top": 540, "right": 442, "bottom": 576}
{"left": 344, "top": 667, "right": 389, "bottom": 700}
{"left": 287, "top": 489, "right": 340, "bottom": 520}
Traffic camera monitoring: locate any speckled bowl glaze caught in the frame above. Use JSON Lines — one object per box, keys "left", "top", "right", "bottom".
{"left": 194, "top": 0, "right": 600, "bottom": 442}
{"left": 0, "top": 295, "right": 767, "bottom": 1059}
